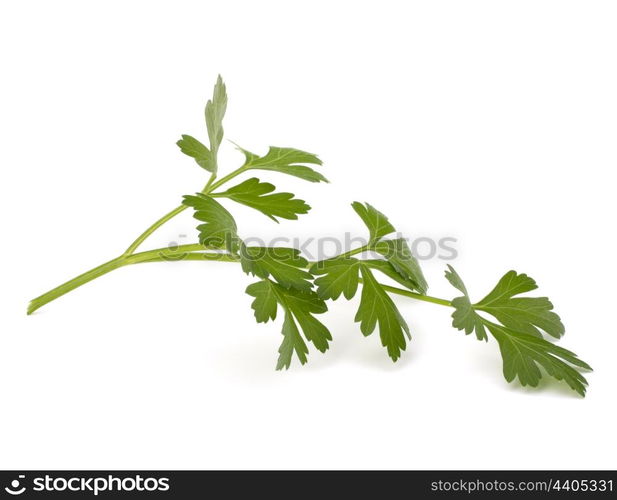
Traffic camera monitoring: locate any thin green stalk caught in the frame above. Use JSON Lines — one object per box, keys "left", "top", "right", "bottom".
{"left": 206, "top": 165, "right": 249, "bottom": 192}
{"left": 136, "top": 254, "right": 452, "bottom": 307}
{"left": 369, "top": 281, "right": 452, "bottom": 307}
{"left": 134, "top": 250, "right": 452, "bottom": 307}
{"left": 122, "top": 204, "right": 188, "bottom": 256}
{"left": 202, "top": 172, "right": 217, "bottom": 192}
{"left": 338, "top": 245, "right": 371, "bottom": 259}
{"left": 135, "top": 252, "right": 239, "bottom": 264}
{"left": 27, "top": 244, "right": 208, "bottom": 315}
{"left": 123, "top": 174, "right": 219, "bottom": 257}
{"left": 28, "top": 255, "right": 127, "bottom": 315}
{"left": 141, "top": 253, "right": 454, "bottom": 308}
{"left": 123, "top": 244, "right": 210, "bottom": 264}
{"left": 29, "top": 241, "right": 453, "bottom": 315}
{"left": 30, "top": 165, "right": 254, "bottom": 314}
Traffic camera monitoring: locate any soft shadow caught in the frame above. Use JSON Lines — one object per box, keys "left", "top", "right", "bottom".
{"left": 352, "top": 339, "right": 418, "bottom": 371}
{"left": 499, "top": 373, "right": 587, "bottom": 399}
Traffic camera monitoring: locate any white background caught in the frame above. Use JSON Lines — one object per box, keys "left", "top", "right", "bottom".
{"left": 1, "top": 1, "right": 616, "bottom": 470}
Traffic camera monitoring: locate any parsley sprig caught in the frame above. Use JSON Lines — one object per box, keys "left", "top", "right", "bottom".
{"left": 28, "top": 76, "right": 592, "bottom": 396}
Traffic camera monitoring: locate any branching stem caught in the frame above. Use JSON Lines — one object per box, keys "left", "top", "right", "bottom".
{"left": 122, "top": 204, "right": 188, "bottom": 256}
{"left": 28, "top": 144, "right": 451, "bottom": 314}
{"left": 29, "top": 241, "right": 452, "bottom": 315}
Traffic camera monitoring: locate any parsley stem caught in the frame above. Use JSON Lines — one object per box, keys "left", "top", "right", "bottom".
{"left": 27, "top": 244, "right": 210, "bottom": 315}
{"left": 121, "top": 167, "right": 243, "bottom": 258}
{"left": 134, "top": 250, "right": 452, "bottom": 308}
{"left": 122, "top": 204, "right": 188, "bottom": 256}
{"left": 28, "top": 244, "right": 453, "bottom": 314}
{"left": 367, "top": 282, "right": 452, "bottom": 307}
{"left": 31, "top": 164, "right": 253, "bottom": 314}
{"left": 122, "top": 174, "right": 219, "bottom": 257}
{"left": 202, "top": 172, "right": 217, "bottom": 192}
{"left": 28, "top": 255, "right": 127, "bottom": 315}
{"left": 135, "top": 252, "right": 239, "bottom": 264}
{"left": 138, "top": 255, "right": 455, "bottom": 308}
{"left": 206, "top": 165, "right": 249, "bottom": 192}
{"left": 338, "top": 245, "right": 371, "bottom": 259}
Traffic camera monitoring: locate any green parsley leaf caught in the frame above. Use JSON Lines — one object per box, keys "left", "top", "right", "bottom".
{"left": 373, "top": 238, "right": 428, "bottom": 294}
{"left": 445, "top": 265, "right": 591, "bottom": 396}
{"left": 310, "top": 257, "right": 420, "bottom": 301}
{"left": 245, "top": 279, "right": 278, "bottom": 323}
{"left": 355, "top": 265, "right": 410, "bottom": 362}
{"left": 182, "top": 193, "right": 238, "bottom": 253}
{"left": 311, "top": 256, "right": 361, "bottom": 300}
{"left": 311, "top": 244, "right": 422, "bottom": 361}
{"left": 278, "top": 310, "right": 310, "bottom": 370}
{"left": 312, "top": 256, "right": 412, "bottom": 360}
{"left": 176, "top": 135, "right": 213, "bottom": 172}
{"left": 475, "top": 270, "right": 565, "bottom": 339}
{"left": 235, "top": 145, "right": 327, "bottom": 183}
{"left": 444, "top": 265, "right": 488, "bottom": 341}
{"left": 215, "top": 177, "right": 310, "bottom": 222}
{"left": 487, "top": 322, "right": 591, "bottom": 397}
{"left": 241, "top": 246, "right": 313, "bottom": 291}
{"left": 351, "top": 202, "right": 395, "bottom": 244}
{"left": 363, "top": 259, "right": 426, "bottom": 292}
{"left": 177, "top": 75, "right": 227, "bottom": 173}
{"left": 246, "top": 279, "right": 331, "bottom": 369}
{"left": 350, "top": 202, "right": 428, "bottom": 293}
{"left": 205, "top": 75, "right": 227, "bottom": 173}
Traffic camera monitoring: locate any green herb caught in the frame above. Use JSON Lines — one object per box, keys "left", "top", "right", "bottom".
{"left": 445, "top": 266, "right": 590, "bottom": 396}
{"left": 28, "top": 76, "right": 591, "bottom": 396}
{"left": 213, "top": 178, "right": 310, "bottom": 222}
{"left": 182, "top": 193, "right": 239, "bottom": 252}
{"left": 241, "top": 247, "right": 313, "bottom": 292}
{"left": 246, "top": 279, "right": 331, "bottom": 370}
{"left": 176, "top": 75, "right": 227, "bottom": 173}
{"left": 235, "top": 145, "right": 327, "bottom": 183}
